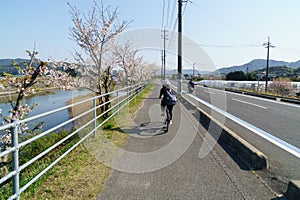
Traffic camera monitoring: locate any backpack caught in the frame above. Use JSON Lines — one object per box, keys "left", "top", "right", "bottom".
{"left": 165, "top": 90, "right": 177, "bottom": 105}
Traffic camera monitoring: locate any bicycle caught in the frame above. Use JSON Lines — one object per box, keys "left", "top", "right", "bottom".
{"left": 187, "top": 83, "right": 195, "bottom": 94}
{"left": 164, "top": 106, "right": 171, "bottom": 132}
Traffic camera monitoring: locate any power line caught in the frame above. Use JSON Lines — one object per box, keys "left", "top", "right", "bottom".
{"left": 276, "top": 47, "right": 300, "bottom": 53}
{"left": 182, "top": 0, "right": 188, "bottom": 15}
{"left": 166, "top": 37, "right": 261, "bottom": 48}
{"left": 189, "top": 1, "right": 255, "bottom": 44}
{"left": 161, "top": 0, "right": 165, "bottom": 28}
{"left": 162, "top": 0, "right": 175, "bottom": 29}
{"left": 167, "top": 0, "right": 176, "bottom": 28}
{"left": 166, "top": 0, "right": 189, "bottom": 50}
{"left": 166, "top": 0, "right": 171, "bottom": 28}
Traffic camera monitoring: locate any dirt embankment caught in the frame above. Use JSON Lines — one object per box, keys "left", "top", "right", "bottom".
{"left": 66, "top": 92, "right": 95, "bottom": 128}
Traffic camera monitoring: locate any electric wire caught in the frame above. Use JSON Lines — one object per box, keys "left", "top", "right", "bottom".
{"left": 168, "top": 0, "right": 176, "bottom": 29}
{"left": 188, "top": 1, "right": 261, "bottom": 47}
{"left": 182, "top": 1, "right": 188, "bottom": 15}
{"left": 166, "top": 0, "right": 189, "bottom": 50}
{"left": 161, "top": 0, "right": 165, "bottom": 28}
{"left": 166, "top": 0, "right": 171, "bottom": 29}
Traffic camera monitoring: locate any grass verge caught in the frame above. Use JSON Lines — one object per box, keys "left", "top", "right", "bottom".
{"left": 22, "top": 83, "right": 153, "bottom": 200}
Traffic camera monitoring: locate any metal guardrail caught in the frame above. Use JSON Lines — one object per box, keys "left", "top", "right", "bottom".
{"left": 197, "top": 80, "right": 300, "bottom": 104}
{"left": 179, "top": 82, "right": 300, "bottom": 197}
{"left": 177, "top": 84, "right": 300, "bottom": 159}
{"left": 0, "top": 82, "right": 148, "bottom": 200}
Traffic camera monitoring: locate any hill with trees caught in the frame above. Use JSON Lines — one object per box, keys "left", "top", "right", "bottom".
{"left": 216, "top": 59, "right": 300, "bottom": 75}
{"left": 226, "top": 66, "right": 300, "bottom": 81}
{"left": 0, "top": 58, "right": 29, "bottom": 75}
{"left": 0, "top": 59, "right": 76, "bottom": 76}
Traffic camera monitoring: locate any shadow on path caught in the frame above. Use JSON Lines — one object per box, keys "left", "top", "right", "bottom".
{"left": 116, "top": 121, "right": 168, "bottom": 137}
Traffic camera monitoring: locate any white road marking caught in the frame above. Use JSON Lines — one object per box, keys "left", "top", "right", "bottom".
{"left": 202, "top": 90, "right": 215, "bottom": 95}
{"left": 232, "top": 98, "right": 268, "bottom": 109}
{"left": 189, "top": 93, "right": 300, "bottom": 159}
{"left": 196, "top": 85, "right": 300, "bottom": 108}
{"left": 227, "top": 90, "right": 300, "bottom": 109}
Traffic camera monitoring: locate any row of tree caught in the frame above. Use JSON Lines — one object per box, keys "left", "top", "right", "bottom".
{"left": 0, "top": 1, "right": 158, "bottom": 151}
{"left": 68, "top": 1, "right": 159, "bottom": 112}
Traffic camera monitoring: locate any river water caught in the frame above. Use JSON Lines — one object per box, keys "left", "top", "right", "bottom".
{"left": 0, "top": 89, "right": 91, "bottom": 131}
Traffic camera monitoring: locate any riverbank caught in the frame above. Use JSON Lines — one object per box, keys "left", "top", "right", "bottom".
{"left": 66, "top": 92, "right": 94, "bottom": 129}
{"left": 0, "top": 87, "right": 58, "bottom": 104}
{"left": 25, "top": 84, "right": 153, "bottom": 199}
{"left": 0, "top": 87, "right": 59, "bottom": 96}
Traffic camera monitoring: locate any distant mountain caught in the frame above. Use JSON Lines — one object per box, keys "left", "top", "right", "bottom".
{"left": 0, "top": 58, "right": 29, "bottom": 66}
{"left": 215, "top": 59, "right": 300, "bottom": 75}
{"left": 254, "top": 66, "right": 294, "bottom": 76}
{"left": 0, "top": 58, "right": 66, "bottom": 75}
{"left": 0, "top": 58, "right": 30, "bottom": 75}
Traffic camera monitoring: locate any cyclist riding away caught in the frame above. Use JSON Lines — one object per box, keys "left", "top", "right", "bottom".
{"left": 159, "top": 80, "right": 176, "bottom": 125}
{"left": 187, "top": 78, "right": 195, "bottom": 93}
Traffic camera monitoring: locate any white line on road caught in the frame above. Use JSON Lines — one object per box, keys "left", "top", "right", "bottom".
{"left": 202, "top": 90, "right": 215, "bottom": 95}
{"left": 189, "top": 93, "right": 300, "bottom": 159}
{"left": 227, "top": 89, "right": 300, "bottom": 109}
{"left": 232, "top": 98, "right": 268, "bottom": 109}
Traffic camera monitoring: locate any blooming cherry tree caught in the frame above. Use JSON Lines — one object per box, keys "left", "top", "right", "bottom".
{"left": 68, "top": 0, "right": 130, "bottom": 113}
{"left": 0, "top": 50, "right": 75, "bottom": 149}
{"left": 269, "top": 77, "right": 292, "bottom": 96}
{"left": 0, "top": 50, "right": 77, "bottom": 176}
{"left": 113, "top": 40, "right": 143, "bottom": 86}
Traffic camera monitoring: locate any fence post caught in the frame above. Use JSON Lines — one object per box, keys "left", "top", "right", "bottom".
{"left": 11, "top": 120, "right": 20, "bottom": 200}
{"left": 127, "top": 86, "right": 130, "bottom": 105}
{"left": 116, "top": 90, "right": 119, "bottom": 115}
{"left": 93, "top": 98, "right": 97, "bottom": 137}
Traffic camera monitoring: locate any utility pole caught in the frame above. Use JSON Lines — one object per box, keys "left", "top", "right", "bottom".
{"left": 161, "top": 50, "right": 163, "bottom": 79}
{"left": 246, "top": 65, "right": 249, "bottom": 81}
{"left": 162, "top": 29, "right": 168, "bottom": 80}
{"left": 177, "top": 0, "right": 183, "bottom": 95}
{"left": 193, "top": 63, "right": 196, "bottom": 77}
{"left": 263, "top": 37, "right": 275, "bottom": 94}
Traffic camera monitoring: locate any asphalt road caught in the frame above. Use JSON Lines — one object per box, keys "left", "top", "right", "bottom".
{"left": 184, "top": 84, "right": 300, "bottom": 193}
{"left": 192, "top": 85, "right": 300, "bottom": 149}
{"left": 97, "top": 83, "right": 276, "bottom": 199}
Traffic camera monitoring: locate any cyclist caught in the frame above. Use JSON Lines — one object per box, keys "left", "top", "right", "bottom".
{"left": 187, "top": 78, "right": 195, "bottom": 93}
{"left": 159, "top": 80, "right": 175, "bottom": 124}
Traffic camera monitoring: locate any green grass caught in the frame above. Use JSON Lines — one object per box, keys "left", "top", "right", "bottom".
{"left": 1, "top": 83, "right": 154, "bottom": 200}
{"left": 0, "top": 128, "right": 80, "bottom": 200}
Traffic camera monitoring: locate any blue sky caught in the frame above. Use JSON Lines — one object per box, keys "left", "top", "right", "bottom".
{"left": 1, "top": 0, "right": 300, "bottom": 71}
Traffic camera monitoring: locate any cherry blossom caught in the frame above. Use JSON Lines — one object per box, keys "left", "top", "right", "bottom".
{"left": 0, "top": 50, "right": 76, "bottom": 149}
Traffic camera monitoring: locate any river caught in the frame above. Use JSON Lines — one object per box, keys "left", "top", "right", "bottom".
{"left": 0, "top": 89, "right": 91, "bottom": 131}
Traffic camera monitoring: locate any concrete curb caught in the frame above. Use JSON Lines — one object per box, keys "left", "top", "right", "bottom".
{"left": 286, "top": 180, "right": 300, "bottom": 200}
{"left": 179, "top": 95, "right": 268, "bottom": 170}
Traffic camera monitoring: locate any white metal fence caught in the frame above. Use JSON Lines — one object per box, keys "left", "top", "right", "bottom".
{"left": 0, "top": 82, "right": 148, "bottom": 200}
{"left": 197, "top": 80, "right": 300, "bottom": 96}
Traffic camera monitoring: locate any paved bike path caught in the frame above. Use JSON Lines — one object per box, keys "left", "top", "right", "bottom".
{"left": 97, "top": 83, "right": 276, "bottom": 199}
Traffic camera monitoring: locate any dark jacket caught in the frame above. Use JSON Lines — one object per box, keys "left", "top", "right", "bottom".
{"left": 188, "top": 80, "right": 195, "bottom": 88}
{"left": 159, "top": 86, "right": 170, "bottom": 106}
